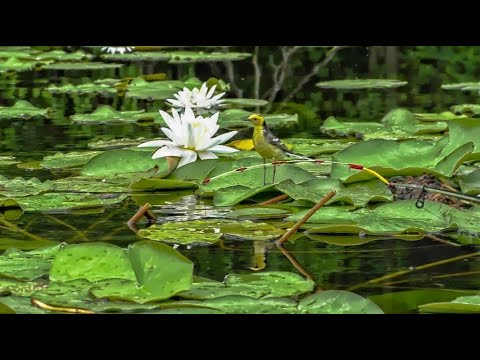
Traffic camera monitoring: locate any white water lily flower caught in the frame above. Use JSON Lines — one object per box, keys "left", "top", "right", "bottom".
{"left": 166, "top": 82, "right": 225, "bottom": 110}
{"left": 138, "top": 107, "right": 238, "bottom": 168}
{"left": 101, "top": 46, "right": 134, "bottom": 54}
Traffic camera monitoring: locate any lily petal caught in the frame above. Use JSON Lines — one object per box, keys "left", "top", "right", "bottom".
{"left": 197, "top": 150, "right": 219, "bottom": 160}
{"left": 177, "top": 149, "right": 198, "bottom": 168}
{"left": 197, "top": 131, "right": 238, "bottom": 151}
{"left": 137, "top": 139, "right": 174, "bottom": 148}
{"left": 209, "top": 145, "right": 239, "bottom": 154}
{"left": 152, "top": 146, "right": 185, "bottom": 159}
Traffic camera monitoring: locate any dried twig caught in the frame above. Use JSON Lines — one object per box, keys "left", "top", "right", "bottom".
{"left": 283, "top": 46, "right": 343, "bottom": 103}
{"left": 276, "top": 190, "right": 336, "bottom": 245}
{"left": 127, "top": 203, "right": 155, "bottom": 226}
{"left": 277, "top": 244, "right": 316, "bottom": 282}
{"left": 31, "top": 298, "right": 95, "bottom": 314}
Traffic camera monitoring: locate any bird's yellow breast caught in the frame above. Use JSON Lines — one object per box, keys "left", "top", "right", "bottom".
{"left": 253, "top": 126, "right": 286, "bottom": 160}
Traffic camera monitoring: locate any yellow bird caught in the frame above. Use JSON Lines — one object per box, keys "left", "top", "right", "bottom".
{"left": 248, "top": 114, "right": 308, "bottom": 183}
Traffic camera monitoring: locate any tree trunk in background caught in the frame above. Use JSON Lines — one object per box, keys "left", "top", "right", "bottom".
{"left": 368, "top": 46, "right": 379, "bottom": 76}
{"left": 385, "top": 46, "right": 398, "bottom": 78}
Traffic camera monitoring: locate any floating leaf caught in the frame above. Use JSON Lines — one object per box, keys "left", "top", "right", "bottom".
{"left": 91, "top": 241, "right": 194, "bottom": 303}
{"left": 331, "top": 138, "right": 473, "bottom": 183}
{"left": 305, "top": 233, "right": 423, "bottom": 246}
{"left": 222, "top": 98, "right": 269, "bottom": 107}
{"left": 0, "top": 100, "right": 51, "bottom": 120}
{"left": 168, "top": 159, "right": 221, "bottom": 183}
{"left": 0, "top": 57, "right": 47, "bottom": 73}
{"left": 438, "top": 118, "right": 480, "bottom": 161}
{"left": 282, "top": 138, "right": 356, "bottom": 157}
{"left": 46, "top": 83, "right": 118, "bottom": 96}
{"left": 414, "top": 111, "right": 466, "bottom": 122}
{"left": 101, "top": 52, "right": 171, "bottom": 62}
{"left": 52, "top": 176, "right": 130, "bottom": 193}
{"left": 451, "top": 104, "right": 480, "bottom": 118}
{"left": 16, "top": 193, "right": 127, "bottom": 212}
{"left": 71, "top": 106, "right": 162, "bottom": 125}
{"left": 125, "top": 78, "right": 183, "bottom": 100}
{"left": 0, "top": 156, "right": 19, "bottom": 166}
{"left": 0, "top": 244, "right": 61, "bottom": 281}
{"left": 50, "top": 243, "right": 136, "bottom": 282}
{"left": 457, "top": 169, "right": 480, "bottom": 195}
{"left": 167, "top": 51, "right": 251, "bottom": 64}
{"left": 0, "top": 176, "right": 54, "bottom": 197}
{"left": 0, "top": 278, "right": 48, "bottom": 296}
{"left": 32, "top": 50, "right": 93, "bottom": 62}
{"left": 289, "top": 199, "right": 480, "bottom": 235}
{"left": 0, "top": 238, "right": 58, "bottom": 251}
{"left": 442, "top": 82, "right": 480, "bottom": 91}
{"left": 226, "top": 206, "right": 291, "bottom": 220}
{"left": 369, "top": 289, "right": 478, "bottom": 314}
{"left": 276, "top": 178, "right": 392, "bottom": 208}
{"left": 81, "top": 149, "right": 170, "bottom": 178}
{"left": 88, "top": 138, "right": 147, "bottom": 150}
{"left": 40, "top": 151, "right": 102, "bottom": 169}
{"left": 191, "top": 295, "right": 298, "bottom": 314}
{"left": 43, "top": 62, "right": 123, "bottom": 70}
{"left": 316, "top": 79, "right": 407, "bottom": 90}
{"left": 298, "top": 290, "right": 384, "bottom": 314}
{"left": 218, "top": 109, "right": 298, "bottom": 131}
{"left": 0, "top": 296, "right": 49, "bottom": 314}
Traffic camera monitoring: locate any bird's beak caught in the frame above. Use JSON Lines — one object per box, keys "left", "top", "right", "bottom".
{"left": 248, "top": 114, "right": 256, "bottom": 120}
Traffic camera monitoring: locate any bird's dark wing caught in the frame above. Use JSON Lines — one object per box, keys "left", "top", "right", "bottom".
{"left": 263, "top": 126, "right": 292, "bottom": 154}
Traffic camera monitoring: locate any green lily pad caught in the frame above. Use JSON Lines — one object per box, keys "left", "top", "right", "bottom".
{"left": 46, "top": 83, "right": 118, "bottom": 96}
{"left": 289, "top": 199, "right": 480, "bottom": 235}
{"left": 331, "top": 138, "right": 473, "bottom": 183}
{"left": 40, "top": 151, "right": 102, "bottom": 169}
{"left": 442, "top": 82, "right": 480, "bottom": 91}
{"left": 16, "top": 193, "right": 127, "bottom": 212}
{"left": 451, "top": 104, "right": 480, "bottom": 118}
{"left": 414, "top": 111, "right": 467, "bottom": 122}
{"left": 168, "top": 159, "right": 222, "bottom": 183}
{"left": 192, "top": 295, "right": 298, "bottom": 314}
{"left": 32, "top": 279, "right": 164, "bottom": 313}
{"left": 0, "top": 302, "right": 15, "bottom": 314}
{"left": 32, "top": 50, "right": 93, "bottom": 62}
{"left": 0, "top": 156, "right": 19, "bottom": 166}
{"left": 91, "top": 241, "right": 194, "bottom": 303}
{"left": 369, "top": 289, "right": 479, "bottom": 314}
{"left": 125, "top": 78, "right": 183, "bottom": 100}
{"left": 0, "top": 57, "right": 47, "bottom": 73}
{"left": 43, "top": 62, "right": 123, "bottom": 70}
{"left": 71, "top": 106, "right": 163, "bottom": 125}
{"left": 0, "top": 278, "right": 49, "bottom": 296}
{"left": 304, "top": 233, "right": 423, "bottom": 246}
{"left": 0, "top": 176, "right": 54, "bottom": 197}
{"left": 167, "top": 51, "right": 251, "bottom": 64}
{"left": 276, "top": 178, "right": 392, "bottom": 208}
{"left": 419, "top": 295, "right": 480, "bottom": 313}
{"left": 149, "top": 307, "right": 225, "bottom": 314}
{"left": 438, "top": 118, "right": 480, "bottom": 161}
{"left": 0, "top": 100, "right": 51, "bottom": 120}
{"left": 0, "top": 49, "right": 34, "bottom": 59}
{"left": 101, "top": 51, "right": 172, "bottom": 62}
{"left": 0, "top": 238, "right": 58, "bottom": 251}
{"left": 179, "top": 271, "right": 314, "bottom": 300}
{"left": 222, "top": 98, "right": 269, "bottom": 107}
{"left": 0, "top": 244, "right": 61, "bottom": 281}
{"left": 138, "top": 219, "right": 282, "bottom": 245}
{"left": 218, "top": 109, "right": 298, "bottom": 131}
{"left": 0, "top": 296, "right": 50, "bottom": 314}
{"left": 130, "top": 177, "right": 197, "bottom": 191}
{"left": 52, "top": 176, "right": 130, "bottom": 193}
{"left": 226, "top": 207, "right": 291, "bottom": 220}
{"left": 316, "top": 79, "right": 407, "bottom": 90}
{"left": 298, "top": 290, "right": 384, "bottom": 314}
{"left": 322, "top": 117, "right": 384, "bottom": 137}
{"left": 81, "top": 149, "right": 170, "bottom": 178}
{"left": 282, "top": 138, "right": 356, "bottom": 157}
{"left": 457, "top": 169, "right": 480, "bottom": 195}
{"left": 88, "top": 138, "right": 148, "bottom": 150}
{"left": 50, "top": 243, "right": 137, "bottom": 282}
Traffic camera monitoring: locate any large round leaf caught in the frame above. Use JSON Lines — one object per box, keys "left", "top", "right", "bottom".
{"left": 49, "top": 243, "right": 137, "bottom": 282}
{"left": 298, "top": 290, "right": 384, "bottom": 314}
{"left": 316, "top": 79, "right": 407, "bottom": 90}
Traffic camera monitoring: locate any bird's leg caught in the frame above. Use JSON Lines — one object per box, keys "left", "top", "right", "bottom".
{"left": 272, "top": 159, "right": 277, "bottom": 183}
{"left": 263, "top": 158, "right": 266, "bottom": 186}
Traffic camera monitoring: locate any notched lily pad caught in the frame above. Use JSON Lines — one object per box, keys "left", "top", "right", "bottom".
{"left": 71, "top": 106, "right": 162, "bottom": 125}
{"left": 16, "top": 193, "right": 127, "bottom": 212}
{"left": 167, "top": 51, "right": 251, "bottom": 64}
{"left": 40, "top": 151, "right": 102, "bottom": 169}
{"left": 0, "top": 175, "right": 54, "bottom": 197}
{"left": 43, "top": 62, "right": 123, "bottom": 70}
{"left": 46, "top": 83, "right": 118, "bottom": 96}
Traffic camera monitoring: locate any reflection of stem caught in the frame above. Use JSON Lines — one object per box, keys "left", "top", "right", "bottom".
{"left": 258, "top": 193, "right": 289, "bottom": 205}
{"left": 347, "top": 251, "right": 480, "bottom": 292}
{"left": 276, "top": 190, "right": 336, "bottom": 245}
{"left": 248, "top": 241, "right": 268, "bottom": 271}
{"left": 0, "top": 217, "right": 49, "bottom": 242}
{"left": 277, "top": 244, "right": 316, "bottom": 283}
{"left": 44, "top": 214, "right": 90, "bottom": 242}
{"left": 424, "top": 233, "right": 461, "bottom": 247}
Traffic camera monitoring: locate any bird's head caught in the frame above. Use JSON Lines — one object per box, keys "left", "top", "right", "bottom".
{"left": 248, "top": 114, "right": 265, "bottom": 127}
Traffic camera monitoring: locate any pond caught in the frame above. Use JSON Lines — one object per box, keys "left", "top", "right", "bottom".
{"left": 1, "top": 46, "right": 480, "bottom": 314}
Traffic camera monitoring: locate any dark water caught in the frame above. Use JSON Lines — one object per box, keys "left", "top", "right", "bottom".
{"left": 1, "top": 62, "right": 480, "bottom": 314}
